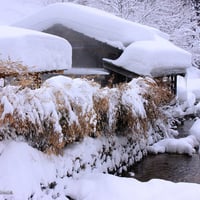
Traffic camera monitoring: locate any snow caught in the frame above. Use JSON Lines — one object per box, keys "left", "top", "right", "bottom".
{"left": 0, "top": 26, "right": 72, "bottom": 72}
{"left": 64, "top": 68, "right": 109, "bottom": 75}
{"left": 0, "top": 96, "right": 14, "bottom": 120}
{"left": 0, "top": 140, "right": 200, "bottom": 200}
{"left": 1, "top": 2, "right": 191, "bottom": 77}
{"left": 12, "top": 3, "right": 168, "bottom": 49}
{"left": 148, "top": 68, "right": 200, "bottom": 154}
{"left": 105, "top": 36, "right": 191, "bottom": 77}
{"left": 66, "top": 173, "right": 200, "bottom": 200}
{"left": 147, "top": 135, "right": 198, "bottom": 156}
{"left": 147, "top": 118, "right": 200, "bottom": 156}
{"left": 0, "top": 1, "right": 199, "bottom": 200}
{"left": 177, "top": 67, "right": 200, "bottom": 104}
{"left": 0, "top": 137, "right": 146, "bottom": 199}
{"left": 0, "top": 141, "right": 57, "bottom": 198}
{"left": 189, "top": 119, "right": 200, "bottom": 143}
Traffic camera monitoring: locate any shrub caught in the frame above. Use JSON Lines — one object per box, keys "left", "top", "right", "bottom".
{"left": 0, "top": 75, "right": 172, "bottom": 154}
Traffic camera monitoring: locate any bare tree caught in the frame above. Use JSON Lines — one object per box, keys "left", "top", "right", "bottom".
{"left": 42, "top": 0, "right": 89, "bottom": 5}
{"left": 94, "top": 0, "right": 138, "bottom": 19}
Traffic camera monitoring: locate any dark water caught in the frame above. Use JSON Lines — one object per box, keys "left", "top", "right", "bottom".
{"left": 126, "top": 119, "right": 200, "bottom": 184}
{"left": 129, "top": 153, "right": 200, "bottom": 183}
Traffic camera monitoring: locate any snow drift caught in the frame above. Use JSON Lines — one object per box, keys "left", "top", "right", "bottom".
{"left": 66, "top": 173, "right": 200, "bottom": 200}
{"left": 1, "top": 140, "right": 200, "bottom": 200}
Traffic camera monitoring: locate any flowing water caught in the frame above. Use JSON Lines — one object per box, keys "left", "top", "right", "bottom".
{"left": 126, "top": 119, "right": 200, "bottom": 184}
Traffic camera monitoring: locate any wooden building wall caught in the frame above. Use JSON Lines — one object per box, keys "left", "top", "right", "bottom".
{"left": 44, "top": 24, "right": 122, "bottom": 68}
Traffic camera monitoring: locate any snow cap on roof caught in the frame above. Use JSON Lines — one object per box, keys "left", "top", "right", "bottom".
{"left": 0, "top": 26, "right": 72, "bottom": 73}
{"left": 104, "top": 36, "right": 192, "bottom": 77}
{"left": 13, "top": 2, "right": 168, "bottom": 49}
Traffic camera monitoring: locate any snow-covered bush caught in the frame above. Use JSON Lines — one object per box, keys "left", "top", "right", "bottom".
{"left": 0, "top": 75, "right": 172, "bottom": 154}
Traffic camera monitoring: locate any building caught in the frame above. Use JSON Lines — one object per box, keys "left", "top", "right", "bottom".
{"left": 11, "top": 3, "right": 192, "bottom": 92}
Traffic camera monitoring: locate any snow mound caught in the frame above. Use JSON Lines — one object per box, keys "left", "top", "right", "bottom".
{"left": 148, "top": 118, "right": 200, "bottom": 156}
{"left": 0, "top": 140, "right": 57, "bottom": 198}
{"left": 0, "top": 26, "right": 72, "bottom": 72}
{"left": 189, "top": 119, "right": 200, "bottom": 143}
{"left": 147, "top": 135, "right": 198, "bottom": 156}
{"left": 105, "top": 36, "right": 191, "bottom": 77}
{"left": 13, "top": 2, "right": 168, "bottom": 49}
{"left": 66, "top": 173, "right": 200, "bottom": 200}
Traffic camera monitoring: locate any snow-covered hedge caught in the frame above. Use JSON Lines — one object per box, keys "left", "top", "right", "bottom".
{"left": 0, "top": 76, "right": 172, "bottom": 154}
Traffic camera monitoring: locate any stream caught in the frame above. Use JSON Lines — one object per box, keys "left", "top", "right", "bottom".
{"left": 125, "top": 119, "right": 200, "bottom": 184}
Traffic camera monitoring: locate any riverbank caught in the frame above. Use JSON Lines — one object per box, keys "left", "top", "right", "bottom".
{"left": 123, "top": 118, "right": 200, "bottom": 184}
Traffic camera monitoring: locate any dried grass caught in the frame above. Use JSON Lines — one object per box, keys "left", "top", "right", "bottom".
{"left": 93, "top": 89, "right": 110, "bottom": 135}
{"left": 0, "top": 74, "right": 172, "bottom": 154}
{"left": 0, "top": 58, "right": 44, "bottom": 89}
{"left": 0, "top": 57, "right": 28, "bottom": 77}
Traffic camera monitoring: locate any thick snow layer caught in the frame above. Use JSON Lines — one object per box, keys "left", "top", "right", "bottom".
{"left": 148, "top": 118, "right": 200, "bottom": 156}
{"left": 13, "top": 3, "right": 168, "bottom": 49}
{"left": 177, "top": 75, "right": 188, "bottom": 102}
{"left": 0, "top": 137, "right": 147, "bottom": 199}
{"left": 0, "top": 140, "right": 200, "bottom": 200}
{"left": 187, "top": 79, "right": 200, "bottom": 100}
{"left": 66, "top": 173, "right": 200, "bottom": 200}
{"left": 177, "top": 67, "right": 200, "bottom": 103}
{"left": 7, "top": 2, "right": 191, "bottom": 77}
{"left": 189, "top": 119, "right": 200, "bottom": 143}
{"left": 0, "top": 141, "right": 57, "bottom": 198}
{"left": 147, "top": 135, "right": 198, "bottom": 156}
{"left": 105, "top": 36, "right": 191, "bottom": 77}
{"left": 0, "top": 26, "right": 72, "bottom": 72}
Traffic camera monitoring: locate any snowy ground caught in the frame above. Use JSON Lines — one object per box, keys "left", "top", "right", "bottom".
{"left": 0, "top": 137, "right": 200, "bottom": 200}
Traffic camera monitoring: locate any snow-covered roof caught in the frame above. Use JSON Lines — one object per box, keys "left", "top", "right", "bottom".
{"left": 0, "top": 26, "right": 72, "bottom": 73}
{"left": 12, "top": 2, "right": 191, "bottom": 76}
{"left": 104, "top": 36, "right": 192, "bottom": 77}
{"left": 13, "top": 3, "right": 168, "bottom": 49}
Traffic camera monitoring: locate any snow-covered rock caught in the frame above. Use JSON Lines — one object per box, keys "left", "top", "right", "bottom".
{"left": 0, "top": 26, "right": 72, "bottom": 72}
{"left": 148, "top": 118, "right": 200, "bottom": 156}
{"left": 147, "top": 135, "right": 198, "bottom": 156}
